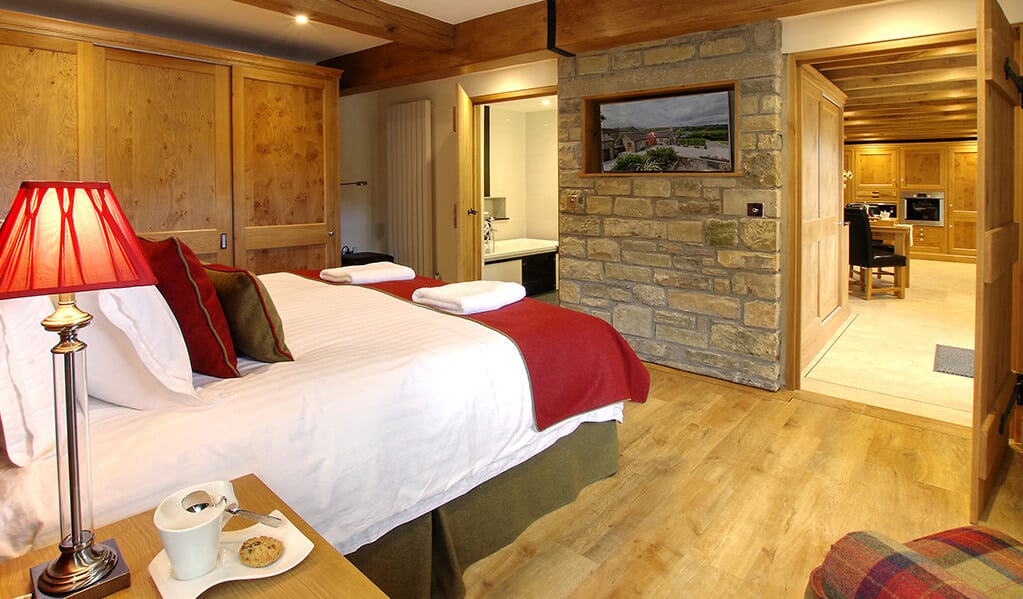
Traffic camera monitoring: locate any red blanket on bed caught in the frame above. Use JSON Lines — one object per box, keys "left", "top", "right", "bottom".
{"left": 296, "top": 272, "right": 649, "bottom": 429}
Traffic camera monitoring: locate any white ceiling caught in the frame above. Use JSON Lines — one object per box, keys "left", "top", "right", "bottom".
{"left": 0, "top": 0, "right": 536, "bottom": 64}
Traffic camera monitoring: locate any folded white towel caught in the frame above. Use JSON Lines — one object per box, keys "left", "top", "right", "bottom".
{"left": 319, "top": 262, "right": 416, "bottom": 284}
{"left": 411, "top": 280, "right": 526, "bottom": 315}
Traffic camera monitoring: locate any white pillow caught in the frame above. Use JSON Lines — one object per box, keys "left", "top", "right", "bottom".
{"left": 0, "top": 296, "right": 58, "bottom": 466}
{"left": 77, "top": 286, "right": 202, "bottom": 409}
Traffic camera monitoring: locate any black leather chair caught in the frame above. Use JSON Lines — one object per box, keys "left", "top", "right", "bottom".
{"left": 845, "top": 205, "right": 906, "bottom": 300}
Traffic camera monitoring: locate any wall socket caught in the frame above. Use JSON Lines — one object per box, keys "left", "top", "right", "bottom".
{"left": 747, "top": 202, "right": 764, "bottom": 217}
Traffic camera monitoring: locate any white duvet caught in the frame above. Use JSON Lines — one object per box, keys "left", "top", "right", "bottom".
{"left": 0, "top": 273, "right": 621, "bottom": 560}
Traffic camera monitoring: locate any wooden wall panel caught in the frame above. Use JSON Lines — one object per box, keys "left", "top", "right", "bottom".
{"left": 0, "top": 31, "right": 79, "bottom": 209}
{"left": 96, "top": 48, "right": 232, "bottom": 263}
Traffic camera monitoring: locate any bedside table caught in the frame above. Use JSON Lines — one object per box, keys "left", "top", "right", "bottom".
{"left": 0, "top": 474, "right": 386, "bottom": 598}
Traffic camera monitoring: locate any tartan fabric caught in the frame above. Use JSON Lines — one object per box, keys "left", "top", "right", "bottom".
{"left": 809, "top": 527, "right": 1023, "bottom": 598}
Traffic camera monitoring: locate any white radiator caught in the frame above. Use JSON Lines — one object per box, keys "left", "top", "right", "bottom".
{"left": 386, "top": 99, "right": 434, "bottom": 277}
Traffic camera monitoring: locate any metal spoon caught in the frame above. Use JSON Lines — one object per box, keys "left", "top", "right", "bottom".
{"left": 180, "top": 490, "right": 283, "bottom": 527}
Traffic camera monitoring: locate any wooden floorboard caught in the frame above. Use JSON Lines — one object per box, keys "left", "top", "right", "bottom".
{"left": 463, "top": 364, "right": 1023, "bottom": 598}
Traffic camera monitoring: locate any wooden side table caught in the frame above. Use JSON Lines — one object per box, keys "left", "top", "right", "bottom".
{"left": 0, "top": 474, "right": 386, "bottom": 598}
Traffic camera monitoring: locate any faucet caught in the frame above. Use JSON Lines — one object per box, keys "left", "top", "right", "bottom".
{"left": 483, "top": 216, "right": 495, "bottom": 253}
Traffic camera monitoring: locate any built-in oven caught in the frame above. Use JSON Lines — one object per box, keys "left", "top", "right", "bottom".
{"left": 901, "top": 191, "right": 944, "bottom": 227}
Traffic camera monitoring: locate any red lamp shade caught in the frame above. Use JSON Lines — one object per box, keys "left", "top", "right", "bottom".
{"left": 0, "top": 181, "right": 156, "bottom": 299}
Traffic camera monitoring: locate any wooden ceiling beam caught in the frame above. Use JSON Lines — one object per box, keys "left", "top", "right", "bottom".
{"left": 835, "top": 66, "right": 976, "bottom": 91}
{"left": 819, "top": 55, "right": 976, "bottom": 81}
{"left": 323, "top": 2, "right": 550, "bottom": 94}
{"left": 552, "top": 0, "right": 889, "bottom": 54}
{"left": 326, "top": 0, "right": 893, "bottom": 93}
{"left": 231, "top": 0, "right": 455, "bottom": 51}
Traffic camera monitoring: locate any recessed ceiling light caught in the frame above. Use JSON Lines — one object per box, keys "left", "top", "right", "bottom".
{"left": 295, "top": 14, "right": 309, "bottom": 24}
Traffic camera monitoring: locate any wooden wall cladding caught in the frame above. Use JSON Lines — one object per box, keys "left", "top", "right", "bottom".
{"left": 0, "top": 32, "right": 80, "bottom": 210}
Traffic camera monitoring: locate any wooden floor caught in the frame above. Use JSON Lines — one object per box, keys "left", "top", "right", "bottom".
{"left": 464, "top": 364, "right": 1023, "bottom": 598}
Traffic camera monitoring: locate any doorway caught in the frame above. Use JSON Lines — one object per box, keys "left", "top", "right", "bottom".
{"left": 787, "top": 32, "right": 980, "bottom": 427}
{"left": 470, "top": 88, "right": 560, "bottom": 302}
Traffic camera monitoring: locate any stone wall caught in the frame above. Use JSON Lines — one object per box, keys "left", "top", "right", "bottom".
{"left": 557, "top": 21, "right": 784, "bottom": 391}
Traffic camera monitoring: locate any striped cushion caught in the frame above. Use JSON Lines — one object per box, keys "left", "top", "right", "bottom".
{"left": 810, "top": 527, "right": 1023, "bottom": 599}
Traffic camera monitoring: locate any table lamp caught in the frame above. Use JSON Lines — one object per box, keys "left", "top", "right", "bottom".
{"left": 0, "top": 181, "right": 156, "bottom": 597}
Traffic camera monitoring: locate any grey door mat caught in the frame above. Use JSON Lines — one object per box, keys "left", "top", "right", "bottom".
{"left": 933, "top": 344, "right": 974, "bottom": 378}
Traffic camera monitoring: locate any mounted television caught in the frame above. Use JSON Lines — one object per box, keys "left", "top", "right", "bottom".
{"left": 583, "top": 83, "right": 737, "bottom": 175}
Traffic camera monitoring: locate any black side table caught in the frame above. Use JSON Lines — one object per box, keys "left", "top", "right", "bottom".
{"left": 342, "top": 251, "right": 394, "bottom": 266}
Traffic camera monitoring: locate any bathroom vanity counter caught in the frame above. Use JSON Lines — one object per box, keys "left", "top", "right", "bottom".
{"left": 483, "top": 238, "right": 559, "bottom": 296}
{"left": 484, "top": 238, "right": 558, "bottom": 263}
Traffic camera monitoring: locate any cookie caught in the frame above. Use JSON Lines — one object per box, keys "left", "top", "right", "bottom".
{"left": 238, "top": 535, "right": 284, "bottom": 568}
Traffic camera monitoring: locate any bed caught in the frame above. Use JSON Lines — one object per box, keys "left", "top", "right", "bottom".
{"left": 0, "top": 241, "right": 649, "bottom": 597}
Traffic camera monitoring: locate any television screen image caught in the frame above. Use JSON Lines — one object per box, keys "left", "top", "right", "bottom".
{"left": 598, "top": 88, "right": 734, "bottom": 173}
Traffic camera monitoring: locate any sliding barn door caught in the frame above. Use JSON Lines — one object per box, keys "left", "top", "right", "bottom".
{"left": 456, "top": 83, "right": 482, "bottom": 282}
{"left": 95, "top": 47, "right": 233, "bottom": 264}
{"left": 971, "top": 0, "right": 1021, "bottom": 522}
{"left": 232, "top": 66, "right": 340, "bottom": 274}
{"left": 798, "top": 65, "right": 850, "bottom": 372}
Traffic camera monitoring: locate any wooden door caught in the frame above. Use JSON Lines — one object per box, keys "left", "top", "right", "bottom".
{"left": 0, "top": 31, "right": 81, "bottom": 209}
{"left": 798, "top": 65, "right": 849, "bottom": 372}
{"left": 232, "top": 66, "right": 340, "bottom": 274}
{"left": 456, "top": 83, "right": 482, "bottom": 282}
{"left": 95, "top": 47, "right": 233, "bottom": 264}
{"left": 948, "top": 143, "right": 979, "bottom": 256}
{"left": 971, "top": 0, "right": 1021, "bottom": 522}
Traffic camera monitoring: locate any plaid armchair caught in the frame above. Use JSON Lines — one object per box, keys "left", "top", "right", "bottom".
{"left": 807, "top": 526, "right": 1023, "bottom": 598}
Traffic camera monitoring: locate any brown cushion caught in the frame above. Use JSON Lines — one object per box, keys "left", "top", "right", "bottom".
{"left": 203, "top": 264, "right": 293, "bottom": 363}
{"left": 138, "top": 237, "right": 239, "bottom": 378}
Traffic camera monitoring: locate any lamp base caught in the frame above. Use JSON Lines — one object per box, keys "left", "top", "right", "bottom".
{"left": 31, "top": 538, "right": 131, "bottom": 599}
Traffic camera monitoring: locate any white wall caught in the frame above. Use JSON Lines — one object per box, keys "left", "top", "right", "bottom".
{"left": 488, "top": 106, "right": 527, "bottom": 239}
{"left": 338, "top": 60, "right": 557, "bottom": 280}
{"left": 524, "top": 109, "right": 558, "bottom": 241}
{"left": 781, "top": 0, "right": 1023, "bottom": 54}
{"left": 338, "top": 92, "right": 380, "bottom": 254}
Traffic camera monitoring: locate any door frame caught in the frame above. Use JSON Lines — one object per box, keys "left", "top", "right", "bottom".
{"left": 456, "top": 85, "right": 558, "bottom": 282}
{"left": 784, "top": 31, "right": 977, "bottom": 390}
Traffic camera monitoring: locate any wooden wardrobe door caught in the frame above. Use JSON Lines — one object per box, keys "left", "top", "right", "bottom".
{"left": 232, "top": 66, "right": 340, "bottom": 274}
{"left": 95, "top": 47, "right": 233, "bottom": 264}
{"left": 0, "top": 32, "right": 82, "bottom": 208}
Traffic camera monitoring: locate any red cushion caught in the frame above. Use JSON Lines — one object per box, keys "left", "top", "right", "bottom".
{"left": 138, "top": 237, "right": 239, "bottom": 378}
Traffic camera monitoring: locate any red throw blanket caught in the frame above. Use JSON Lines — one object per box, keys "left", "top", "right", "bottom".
{"left": 295, "top": 272, "right": 649, "bottom": 429}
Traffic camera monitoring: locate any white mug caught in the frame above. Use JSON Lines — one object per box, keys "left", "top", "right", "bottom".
{"left": 153, "top": 480, "right": 238, "bottom": 580}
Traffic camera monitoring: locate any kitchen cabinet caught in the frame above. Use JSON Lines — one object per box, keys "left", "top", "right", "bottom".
{"left": 911, "top": 225, "right": 946, "bottom": 255}
{"left": 947, "top": 144, "right": 978, "bottom": 257}
{"left": 846, "top": 141, "right": 976, "bottom": 262}
{"left": 900, "top": 146, "right": 945, "bottom": 189}
{"left": 853, "top": 147, "right": 898, "bottom": 190}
